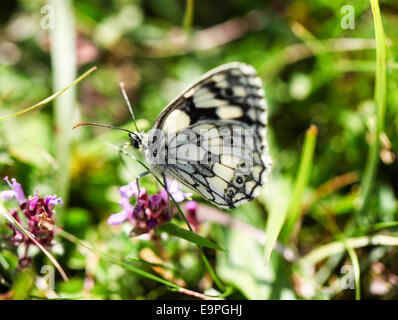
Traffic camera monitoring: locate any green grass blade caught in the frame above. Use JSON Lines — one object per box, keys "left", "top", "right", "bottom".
{"left": 368, "top": 221, "right": 398, "bottom": 232}
{"left": 346, "top": 246, "right": 361, "bottom": 300}
{"left": 358, "top": 0, "right": 387, "bottom": 212}
{"left": 0, "top": 67, "right": 96, "bottom": 122}
{"left": 159, "top": 222, "right": 225, "bottom": 251}
{"left": 299, "top": 234, "right": 398, "bottom": 267}
{"left": 127, "top": 257, "right": 179, "bottom": 272}
{"left": 263, "top": 125, "right": 317, "bottom": 262}
{"left": 50, "top": 0, "right": 78, "bottom": 215}
{"left": 183, "top": 0, "right": 194, "bottom": 34}
{"left": 262, "top": 177, "right": 291, "bottom": 263}
{"left": 282, "top": 125, "right": 318, "bottom": 240}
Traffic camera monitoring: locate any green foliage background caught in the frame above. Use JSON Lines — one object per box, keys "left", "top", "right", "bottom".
{"left": 0, "top": 0, "right": 398, "bottom": 300}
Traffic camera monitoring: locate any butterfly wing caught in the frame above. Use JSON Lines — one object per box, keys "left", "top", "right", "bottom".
{"left": 148, "top": 62, "right": 272, "bottom": 208}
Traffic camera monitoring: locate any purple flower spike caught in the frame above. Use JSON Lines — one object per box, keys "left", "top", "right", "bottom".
{"left": 185, "top": 200, "right": 200, "bottom": 232}
{"left": 1, "top": 190, "right": 16, "bottom": 200}
{"left": 185, "top": 200, "right": 198, "bottom": 212}
{"left": 119, "top": 181, "right": 145, "bottom": 199}
{"left": 28, "top": 190, "right": 39, "bottom": 211}
{"left": 107, "top": 211, "right": 128, "bottom": 226}
{"left": 160, "top": 178, "right": 192, "bottom": 203}
{"left": 119, "top": 197, "right": 134, "bottom": 217}
{"left": 148, "top": 194, "right": 163, "bottom": 212}
{"left": 2, "top": 176, "right": 59, "bottom": 268}
{"left": 107, "top": 197, "right": 135, "bottom": 226}
{"left": 45, "top": 195, "right": 63, "bottom": 207}
{"left": 3, "top": 176, "right": 26, "bottom": 204}
{"left": 147, "top": 220, "right": 157, "bottom": 229}
{"left": 108, "top": 178, "right": 193, "bottom": 236}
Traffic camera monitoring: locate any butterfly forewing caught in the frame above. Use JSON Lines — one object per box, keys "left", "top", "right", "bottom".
{"left": 145, "top": 62, "right": 272, "bottom": 209}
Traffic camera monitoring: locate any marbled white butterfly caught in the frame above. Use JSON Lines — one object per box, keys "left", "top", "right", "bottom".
{"left": 77, "top": 62, "right": 272, "bottom": 209}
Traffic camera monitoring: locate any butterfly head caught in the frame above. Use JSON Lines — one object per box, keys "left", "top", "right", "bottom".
{"left": 72, "top": 122, "right": 145, "bottom": 151}
{"left": 129, "top": 132, "right": 143, "bottom": 149}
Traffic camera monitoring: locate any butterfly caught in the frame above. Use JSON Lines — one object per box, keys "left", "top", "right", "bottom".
{"left": 77, "top": 62, "right": 272, "bottom": 209}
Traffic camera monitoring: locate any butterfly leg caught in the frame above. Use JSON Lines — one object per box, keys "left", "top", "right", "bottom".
{"left": 162, "top": 174, "right": 170, "bottom": 214}
{"left": 115, "top": 141, "right": 150, "bottom": 200}
{"left": 117, "top": 142, "right": 137, "bottom": 177}
{"left": 131, "top": 170, "right": 150, "bottom": 221}
{"left": 135, "top": 170, "right": 151, "bottom": 200}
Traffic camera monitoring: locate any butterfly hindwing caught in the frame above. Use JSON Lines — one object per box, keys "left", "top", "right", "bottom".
{"left": 160, "top": 120, "right": 270, "bottom": 208}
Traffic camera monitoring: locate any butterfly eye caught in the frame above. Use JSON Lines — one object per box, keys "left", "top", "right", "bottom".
{"left": 129, "top": 133, "right": 141, "bottom": 149}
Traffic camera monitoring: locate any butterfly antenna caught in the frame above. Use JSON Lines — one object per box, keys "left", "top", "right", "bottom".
{"left": 72, "top": 122, "right": 134, "bottom": 134}
{"left": 119, "top": 82, "right": 139, "bottom": 132}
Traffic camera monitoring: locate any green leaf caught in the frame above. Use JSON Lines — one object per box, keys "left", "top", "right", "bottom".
{"left": 263, "top": 125, "right": 317, "bottom": 263}
{"left": 158, "top": 222, "right": 225, "bottom": 251}
{"left": 262, "top": 176, "right": 292, "bottom": 264}
{"left": 282, "top": 125, "right": 318, "bottom": 240}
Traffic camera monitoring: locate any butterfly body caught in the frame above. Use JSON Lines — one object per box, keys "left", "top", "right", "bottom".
{"left": 129, "top": 62, "right": 272, "bottom": 209}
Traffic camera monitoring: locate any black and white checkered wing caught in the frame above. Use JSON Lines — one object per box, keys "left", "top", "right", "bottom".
{"left": 146, "top": 62, "right": 272, "bottom": 209}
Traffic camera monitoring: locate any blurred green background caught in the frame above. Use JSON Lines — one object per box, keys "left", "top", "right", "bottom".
{"left": 0, "top": 0, "right": 398, "bottom": 300}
